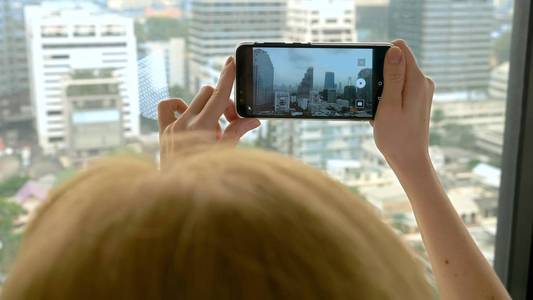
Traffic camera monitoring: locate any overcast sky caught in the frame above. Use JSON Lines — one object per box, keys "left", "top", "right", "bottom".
{"left": 257, "top": 47, "right": 373, "bottom": 89}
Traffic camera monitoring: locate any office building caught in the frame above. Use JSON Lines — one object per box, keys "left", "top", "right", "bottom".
{"left": 63, "top": 69, "right": 123, "bottom": 159}
{"left": 286, "top": 0, "right": 357, "bottom": 42}
{"left": 188, "top": 0, "right": 286, "bottom": 91}
{"left": 389, "top": 0, "right": 493, "bottom": 95}
{"left": 356, "top": 0, "right": 389, "bottom": 42}
{"left": 253, "top": 48, "right": 275, "bottom": 111}
{"left": 271, "top": 0, "right": 370, "bottom": 168}
{"left": 0, "top": 0, "right": 38, "bottom": 129}
{"left": 25, "top": 3, "right": 140, "bottom": 153}
{"left": 324, "top": 72, "right": 335, "bottom": 89}
{"left": 275, "top": 91, "right": 290, "bottom": 113}
{"left": 297, "top": 67, "right": 314, "bottom": 97}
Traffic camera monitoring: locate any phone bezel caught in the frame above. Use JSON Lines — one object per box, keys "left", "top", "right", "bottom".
{"left": 235, "top": 42, "right": 390, "bottom": 120}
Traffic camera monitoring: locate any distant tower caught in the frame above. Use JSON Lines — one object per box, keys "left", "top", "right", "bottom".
{"left": 253, "top": 49, "right": 274, "bottom": 111}
{"left": 324, "top": 72, "right": 335, "bottom": 89}
{"left": 297, "top": 67, "right": 314, "bottom": 97}
{"left": 389, "top": 0, "right": 492, "bottom": 94}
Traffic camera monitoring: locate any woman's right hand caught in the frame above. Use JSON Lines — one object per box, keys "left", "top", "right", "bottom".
{"left": 372, "top": 40, "right": 435, "bottom": 170}
{"left": 157, "top": 56, "right": 260, "bottom": 165}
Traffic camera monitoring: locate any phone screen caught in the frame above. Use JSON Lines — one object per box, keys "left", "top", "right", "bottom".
{"left": 236, "top": 43, "right": 388, "bottom": 120}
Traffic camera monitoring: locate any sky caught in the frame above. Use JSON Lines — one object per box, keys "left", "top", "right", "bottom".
{"left": 256, "top": 47, "right": 373, "bottom": 90}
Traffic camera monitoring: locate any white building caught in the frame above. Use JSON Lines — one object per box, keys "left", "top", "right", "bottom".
{"left": 188, "top": 0, "right": 286, "bottom": 91}
{"left": 272, "top": 0, "right": 364, "bottom": 168}
{"left": 25, "top": 3, "right": 140, "bottom": 153}
{"left": 275, "top": 91, "right": 290, "bottom": 113}
{"left": 143, "top": 38, "right": 187, "bottom": 88}
{"left": 286, "top": 0, "right": 357, "bottom": 42}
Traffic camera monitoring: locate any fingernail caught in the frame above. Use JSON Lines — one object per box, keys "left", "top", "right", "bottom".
{"left": 388, "top": 47, "right": 402, "bottom": 65}
{"left": 225, "top": 56, "right": 234, "bottom": 66}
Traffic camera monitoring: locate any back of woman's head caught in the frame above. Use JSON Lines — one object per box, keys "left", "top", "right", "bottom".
{"left": 2, "top": 134, "right": 433, "bottom": 300}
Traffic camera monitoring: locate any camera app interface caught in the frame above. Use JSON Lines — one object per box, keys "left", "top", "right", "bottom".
{"left": 252, "top": 47, "right": 373, "bottom": 118}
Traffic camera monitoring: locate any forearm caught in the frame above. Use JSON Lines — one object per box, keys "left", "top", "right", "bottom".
{"left": 388, "top": 154, "right": 510, "bottom": 300}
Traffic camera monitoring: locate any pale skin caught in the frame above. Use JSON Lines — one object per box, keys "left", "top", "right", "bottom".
{"left": 158, "top": 41, "right": 511, "bottom": 300}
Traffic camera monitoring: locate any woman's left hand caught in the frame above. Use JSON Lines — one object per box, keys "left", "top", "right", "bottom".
{"left": 158, "top": 56, "right": 260, "bottom": 164}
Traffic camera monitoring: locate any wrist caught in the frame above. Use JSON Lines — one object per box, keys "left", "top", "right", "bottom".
{"left": 384, "top": 148, "right": 433, "bottom": 175}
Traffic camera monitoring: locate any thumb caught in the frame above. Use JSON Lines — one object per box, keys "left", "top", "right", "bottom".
{"left": 381, "top": 46, "right": 405, "bottom": 108}
{"left": 221, "top": 118, "right": 260, "bottom": 145}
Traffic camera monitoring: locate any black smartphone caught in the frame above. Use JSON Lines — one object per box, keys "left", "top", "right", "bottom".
{"left": 235, "top": 42, "right": 391, "bottom": 120}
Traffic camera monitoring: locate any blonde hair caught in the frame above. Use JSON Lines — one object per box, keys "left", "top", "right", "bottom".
{"left": 2, "top": 134, "right": 433, "bottom": 300}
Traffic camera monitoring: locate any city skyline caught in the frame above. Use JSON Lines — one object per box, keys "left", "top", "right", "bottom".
{"left": 260, "top": 47, "right": 373, "bottom": 90}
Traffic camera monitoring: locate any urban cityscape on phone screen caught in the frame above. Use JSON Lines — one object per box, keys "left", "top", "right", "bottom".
{"left": 252, "top": 47, "right": 373, "bottom": 117}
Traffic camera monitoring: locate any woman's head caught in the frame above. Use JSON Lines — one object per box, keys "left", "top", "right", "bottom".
{"left": 2, "top": 135, "right": 433, "bottom": 300}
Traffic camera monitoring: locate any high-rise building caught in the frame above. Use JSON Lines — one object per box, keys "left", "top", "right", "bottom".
{"left": 286, "top": 0, "right": 357, "bottom": 42}
{"left": 188, "top": 0, "right": 286, "bottom": 92}
{"left": 253, "top": 49, "right": 275, "bottom": 111}
{"left": 324, "top": 72, "right": 335, "bottom": 89}
{"left": 25, "top": 3, "right": 140, "bottom": 153}
{"left": 356, "top": 0, "right": 389, "bottom": 42}
{"left": 270, "top": 0, "right": 369, "bottom": 168}
{"left": 297, "top": 67, "right": 314, "bottom": 97}
{"left": 0, "top": 0, "right": 38, "bottom": 129}
{"left": 275, "top": 91, "right": 290, "bottom": 113}
{"left": 389, "top": 0, "right": 493, "bottom": 95}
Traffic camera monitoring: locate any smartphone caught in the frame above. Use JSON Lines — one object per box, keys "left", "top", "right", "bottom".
{"left": 235, "top": 42, "right": 391, "bottom": 120}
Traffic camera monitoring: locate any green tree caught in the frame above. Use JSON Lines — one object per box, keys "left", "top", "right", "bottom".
{"left": 0, "top": 198, "right": 25, "bottom": 274}
{"left": 442, "top": 123, "right": 477, "bottom": 150}
{"left": 136, "top": 17, "right": 188, "bottom": 43}
{"left": 0, "top": 176, "right": 29, "bottom": 198}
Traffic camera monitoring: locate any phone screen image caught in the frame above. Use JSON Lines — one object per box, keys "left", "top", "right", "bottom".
{"left": 251, "top": 47, "right": 374, "bottom": 118}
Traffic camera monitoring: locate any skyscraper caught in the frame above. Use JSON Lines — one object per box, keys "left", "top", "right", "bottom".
{"left": 25, "top": 3, "right": 140, "bottom": 153}
{"left": 189, "top": 0, "right": 286, "bottom": 92}
{"left": 297, "top": 67, "right": 314, "bottom": 98}
{"left": 253, "top": 49, "right": 274, "bottom": 111}
{"left": 0, "top": 0, "right": 38, "bottom": 129}
{"left": 324, "top": 72, "right": 335, "bottom": 89}
{"left": 272, "top": 0, "right": 369, "bottom": 168}
{"left": 286, "top": 0, "right": 357, "bottom": 42}
{"left": 389, "top": 0, "right": 493, "bottom": 95}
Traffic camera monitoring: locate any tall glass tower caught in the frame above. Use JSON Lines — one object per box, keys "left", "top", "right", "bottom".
{"left": 253, "top": 49, "right": 274, "bottom": 111}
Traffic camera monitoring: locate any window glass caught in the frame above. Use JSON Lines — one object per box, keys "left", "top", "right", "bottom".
{"left": 0, "top": 0, "right": 514, "bottom": 290}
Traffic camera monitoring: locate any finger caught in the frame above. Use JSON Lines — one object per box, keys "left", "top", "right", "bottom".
{"left": 220, "top": 118, "right": 260, "bottom": 145}
{"left": 392, "top": 39, "right": 425, "bottom": 83}
{"left": 199, "top": 56, "right": 235, "bottom": 123}
{"left": 187, "top": 85, "right": 215, "bottom": 115}
{"left": 224, "top": 99, "right": 239, "bottom": 122}
{"left": 381, "top": 46, "right": 406, "bottom": 108}
{"left": 158, "top": 99, "right": 188, "bottom": 134}
{"left": 369, "top": 120, "right": 374, "bottom": 127}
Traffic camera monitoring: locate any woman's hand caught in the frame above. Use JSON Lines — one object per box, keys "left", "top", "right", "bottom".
{"left": 372, "top": 40, "right": 435, "bottom": 169}
{"left": 373, "top": 41, "right": 511, "bottom": 300}
{"left": 157, "top": 56, "right": 260, "bottom": 165}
